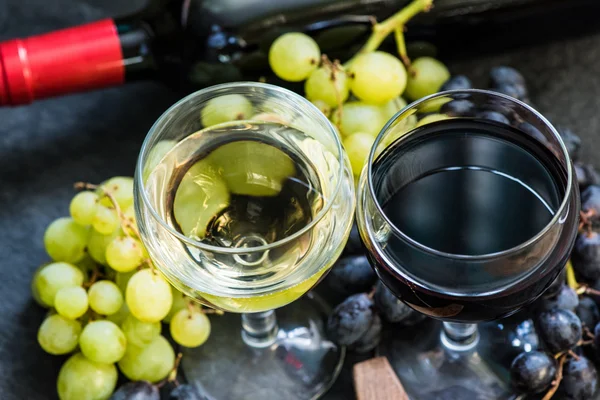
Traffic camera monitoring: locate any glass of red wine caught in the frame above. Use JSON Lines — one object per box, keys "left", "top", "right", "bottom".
{"left": 356, "top": 89, "right": 580, "bottom": 398}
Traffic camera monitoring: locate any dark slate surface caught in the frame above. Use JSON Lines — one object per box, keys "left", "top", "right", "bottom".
{"left": 1, "top": 1, "right": 599, "bottom": 400}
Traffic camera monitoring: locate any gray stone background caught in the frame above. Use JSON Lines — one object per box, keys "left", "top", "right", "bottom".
{"left": 1, "top": 0, "right": 599, "bottom": 399}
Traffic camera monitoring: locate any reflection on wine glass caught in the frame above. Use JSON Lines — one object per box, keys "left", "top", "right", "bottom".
{"left": 134, "top": 83, "right": 355, "bottom": 399}
{"left": 356, "top": 89, "right": 579, "bottom": 398}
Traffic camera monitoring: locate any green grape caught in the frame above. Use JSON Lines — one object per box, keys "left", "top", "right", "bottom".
{"left": 31, "top": 263, "right": 51, "bottom": 308}
{"left": 57, "top": 353, "right": 117, "bottom": 400}
{"left": 121, "top": 314, "right": 161, "bottom": 347}
{"left": 38, "top": 314, "right": 81, "bottom": 355}
{"left": 55, "top": 287, "right": 89, "bottom": 319}
{"left": 79, "top": 320, "right": 127, "bottom": 364}
{"left": 310, "top": 100, "right": 332, "bottom": 118}
{"left": 208, "top": 141, "right": 296, "bottom": 197}
{"left": 115, "top": 270, "right": 137, "bottom": 293}
{"left": 44, "top": 217, "right": 89, "bottom": 263}
{"left": 36, "top": 262, "right": 84, "bottom": 306}
{"left": 106, "top": 302, "right": 129, "bottom": 326}
{"left": 126, "top": 269, "right": 172, "bottom": 323}
{"left": 404, "top": 57, "right": 450, "bottom": 101}
{"left": 416, "top": 113, "right": 450, "bottom": 127}
{"left": 92, "top": 205, "right": 120, "bottom": 235}
{"left": 170, "top": 309, "right": 211, "bottom": 348}
{"left": 69, "top": 192, "right": 99, "bottom": 226}
{"left": 121, "top": 205, "right": 138, "bottom": 236}
{"left": 142, "top": 140, "right": 177, "bottom": 183}
{"left": 348, "top": 51, "right": 407, "bottom": 104}
{"left": 88, "top": 280, "right": 123, "bottom": 316}
{"left": 333, "top": 102, "right": 386, "bottom": 137}
{"left": 268, "top": 32, "right": 320, "bottom": 82}
{"left": 305, "top": 67, "right": 349, "bottom": 108}
{"left": 343, "top": 132, "right": 375, "bottom": 177}
{"left": 105, "top": 236, "right": 144, "bottom": 272}
{"left": 163, "top": 286, "right": 188, "bottom": 323}
{"left": 118, "top": 335, "right": 175, "bottom": 383}
{"left": 97, "top": 177, "right": 134, "bottom": 210}
{"left": 380, "top": 97, "right": 408, "bottom": 120}
{"left": 173, "top": 158, "right": 230, "bottom": 239}
{"left": 200, "top": 94, "right": 254, "bottom": 127}
{"left": 87, "top": 230, "right": 118, "bottom": 265}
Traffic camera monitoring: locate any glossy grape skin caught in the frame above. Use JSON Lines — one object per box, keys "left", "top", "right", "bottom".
{"left": 349, "top": 313, "right": 382, "bottom": 354}
{"left": 35, "top": 262, "right": 84, "bottom": 306}
{"left": 489, "top": 66, "right": 526, "bottom": 87}
{"left": 122, "top": 315, "right": 161, "bottom": 347}
{"left": 170, "top": 309, "right": 211, "bottom": 348}
{"left": 572, "top": 232, "right": 600, "bottom": 282}
{"left": 70, "top": 191, "right": 99, "bottom": 226}
{"left": 374, "top": 281, "right": 414, "bottom": 323}
{"left": 268, "top": 33, "right": 320, "bottom": 82}
{"left": 92, "top": 205, "right": 120, "bottom": 235}
{"left": 333, "top": 102, "right": 386, "bottom": 137}
{"left": 477, "top": 111, "right": 510, "bottom": 124}
{"left": 38, "top": 314, "right": 82, "bottom": 355}
{"left": 326, "top": 293, "right": 374, "bottom": 346}
{"left": 542, "top": 268, "right": 566, "bottom": 299}
{"left": 536, "top": 284, "right": 579, "bottom": 312}
{"left": 57, "top": 353, "right": 117, "bottom": 400}
{"left": 98, "top": 177, "right": 134, "bottom": 210}
{"left": 126, "top": 269, "right": 173, "bottom": 323}
{"left": 537, "top": 309, "right": 582, "bottom": 354}
{"left": 105, "top": 236, "right": 144, "bottom": 273}
{"left": 440, "top": 99, "right": 475, "bottom": 117}
{"left": 557, "top": 356, "right": 598, "bottom": 400}
{"left": 88, "top": 280, "right": 123, "bottom": 316}
{"left": 440, "top": 75, "right": 472, "bottom": 91}
{"left": 576, "top": 296, "right": 600, "bottom": 329}
{"left": 305, "top": 67, "right": 349, "bottom": 108}
{"left": 44, "top": 218, "right": 89, "bottom": 263}
{"left": 55, "top": 286, "right": 89, "bottom": 319}
{"left": 163, "top": 286, "right": 188, "bottom": 324}
{"left": 200, "top": 94, "right": 254, "bottom": 127}
{"left": 404, "top": 57, "right": 450, "bottom": 101}
{"left": 111, "top": 381, "right": 159, "bottom": 400}
{"left": 510, "top": 351, "right": 557, "bottom": 394}
{"left": 343, "top": 132, "right": 375, "bottom": 177}
{"left": 87, "top": 230, "right": 118, "bottom": 265}
{"left": 118, "top": 335, "right": 175, "bottom": 383}
{"left": 348, "top": 51, "right": 407, "bottom": 104}
{"left": 491, "top": 82, "right": 528, "bottom": 102}
{"left": 327, "top": 256, "right": 376, "bottom": 296}
{"left": 79, "top": 320, "right": 127, "bottom": 364}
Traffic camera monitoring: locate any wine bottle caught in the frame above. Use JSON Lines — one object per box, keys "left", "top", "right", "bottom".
{"left": 0, "top": 0, "right": 597, "bottom": 106}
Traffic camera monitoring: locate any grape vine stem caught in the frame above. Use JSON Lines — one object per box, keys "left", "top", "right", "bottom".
{"left": 345, "top": 0, "right": 433, "bottom": 67}
{"left": 542, "top": 353, "right": 567, "bottom": 400}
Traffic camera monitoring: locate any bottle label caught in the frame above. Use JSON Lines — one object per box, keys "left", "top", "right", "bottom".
{"left": 0, "top": 19, "right": 124, "bottom": 106}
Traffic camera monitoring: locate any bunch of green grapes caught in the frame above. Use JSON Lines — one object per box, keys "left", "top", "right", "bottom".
{"left": 267, "top": 0, "right": 450, "bottom": 179}
{"left": 32, "top": 177, "right": 215, "bottom": 400}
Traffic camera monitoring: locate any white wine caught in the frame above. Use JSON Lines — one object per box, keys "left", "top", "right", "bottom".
{"left": 142, "top": 120, "right": 354, "bottom": 312}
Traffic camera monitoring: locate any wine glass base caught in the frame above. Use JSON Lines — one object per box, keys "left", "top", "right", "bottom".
{"left": 181, "top": 292, "right": 344, "bottom": 400}
{"left": 378, "top": 318, "right": 513, "bottom": 400}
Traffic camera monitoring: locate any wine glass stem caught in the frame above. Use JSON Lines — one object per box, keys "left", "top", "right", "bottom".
{"left": 440, "top": 322, "right": 479, "bottom": 352}
{"left": 241, "top": 310, "right": 279, "bottom": 348}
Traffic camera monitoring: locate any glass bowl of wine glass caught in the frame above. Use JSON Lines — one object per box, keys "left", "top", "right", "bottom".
{"left": 356, "top": 89, "right": 579, "bottom": 399}
{"left": 134, "top": 82, "right": 355, "bottom": 400}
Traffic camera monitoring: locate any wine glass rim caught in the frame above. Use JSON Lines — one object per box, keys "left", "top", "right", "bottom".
{"left": 136, "top": 81, "right": 346, "bottom": 255}
{"left": 366, "top": 88, "right": 575, "bottom": 261}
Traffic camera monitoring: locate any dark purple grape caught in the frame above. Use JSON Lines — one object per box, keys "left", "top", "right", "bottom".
{"left": 576, "top": 296, "right": 600, "bottom": 329}
{"left": 572, "top": 232, "right": 600, "bottom": 282}
{"left": 489, "top": 66, "right": 526, "bottom": 87}
{"left": 374, "top": 281, "right": 413, "bottom": 323}
{"left": 594, "top": 323, "right": 600, "bottom": 350}
{"left": 510, "top": 351, "right": 557, "bottom": 394}
{"left": 537, "top": 284, "right": 579, "bottom": 312}
{"left": 327, "top": 256, "right": 376, "bottom": 296}
{"left": 557, "top": 127, "right": 581, "bottom": 162}
{"left": 575, "top": 163, "right": 600, "bottom": 190}
{"left": 518, "top": 122, "right": 547, "bottom": 143}
{"left": 543, "top": 269, "right": 567, "bottom": 299}
{"left": 440, "top": 99, "right": 475, "bottom": 117}
{"left": 349, "top": 313, "right": 382, "bottom": 354}
{"left": 440, "top": 75, "right": 472, "bottom": 91}
{"left": 557, "top": 356, "right": 598, "bottom": 400}
{"left": 110, "top": 381, "right": 159, "bottom": 400}
{"left": 537, "top": 309, "right": 582, "bottom": 353}
{"left": 581, "top": 186, "right": 600, "bottom": 227}
{"left": 477, "top": 110, "right": 510, "bottom": 124}
{"left": 326, "top": 293, "right": 374, "bottom": 346}
{"left": 491, "top": 82, "right": 528, "bottom": 102}
{"left": 169, "top": 384, "right": 209, "bottom": 400}
{"left": 343, "top": 223, "right": 362, "bottom": 255}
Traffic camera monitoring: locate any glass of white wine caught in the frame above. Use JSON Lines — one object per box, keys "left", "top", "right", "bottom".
{"left": 134, "top": 82, "right": 355, "bottom": 399}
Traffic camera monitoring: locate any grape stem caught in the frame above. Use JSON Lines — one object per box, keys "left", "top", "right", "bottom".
{"left": 576, "top": 284, "right": 600, "bottom": 297}
{"left": 393, "top": 26, "right": 412, "bottom": 70}
{"left": 82, "top": 265, "right": 101, "bottom": 288}
{"left": 157, "top": 352, "right": 183, "bottom": 387}
{"left": 578, "top": 209, "right": 596, "bottom": 234}
{"left": 542, "top": 353, "right": 567, "bottom": 400}
{"left": 345, "top": 0, "right": 433, "bottom": 67}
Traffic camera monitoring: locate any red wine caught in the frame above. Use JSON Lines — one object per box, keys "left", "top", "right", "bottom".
{"left": 367, "top": 119, "right": 579, "bottom": 322}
